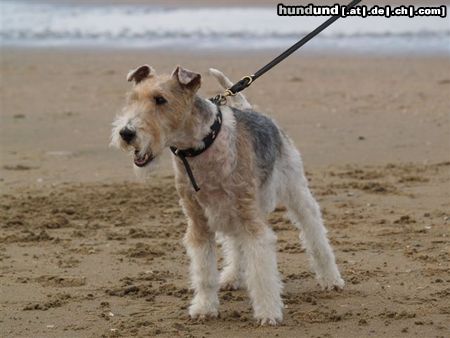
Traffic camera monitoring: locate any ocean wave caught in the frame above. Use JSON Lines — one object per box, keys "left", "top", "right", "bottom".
{"left": 1, "top": 1, "right": 449, "bottom": 54}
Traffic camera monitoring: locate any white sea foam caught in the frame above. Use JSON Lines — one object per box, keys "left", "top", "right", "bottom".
{"left": 1, "top": 1, "right": 449, "bottom": 54}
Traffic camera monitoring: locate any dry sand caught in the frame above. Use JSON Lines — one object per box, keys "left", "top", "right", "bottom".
{"left": 1, "top": 49, "right": 449, "bottom": 338}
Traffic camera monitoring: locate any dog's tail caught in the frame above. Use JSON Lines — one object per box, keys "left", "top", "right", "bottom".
{"left": 209, "top": 68, "right": 252, "bottom": 110}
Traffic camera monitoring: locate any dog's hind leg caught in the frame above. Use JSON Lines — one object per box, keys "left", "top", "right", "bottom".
{"left": 282, "top": 150, "right": 344, "bottom": 290}
{"left": 240, "top": 224, "right": 283, "bottom": 325}
{"left": 209, "top": 68, "right": 252, "bottom": 110}
{"left": 218, "top": 235, "right": 244, "bottom": 290}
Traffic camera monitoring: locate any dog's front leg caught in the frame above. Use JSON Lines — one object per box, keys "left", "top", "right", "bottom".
{"left": 181, "top": 196, "right": 219, "bottom": 320}
{"left": 184, "top": 223, "right": 219, "bottom": 319}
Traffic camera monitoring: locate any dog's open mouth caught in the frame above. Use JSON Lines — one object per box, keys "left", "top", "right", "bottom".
{"left": 133, "top": 150, "right": 154, "bottom": 167}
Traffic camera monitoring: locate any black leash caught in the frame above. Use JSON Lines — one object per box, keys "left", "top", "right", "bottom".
{"left": 177, "top": 0, "right": 362, "bottom": 191}
{"left": 212, "top": 0, "right": 362, "bottom": 105}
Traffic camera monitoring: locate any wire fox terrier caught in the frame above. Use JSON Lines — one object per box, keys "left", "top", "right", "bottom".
{"left": 111, "top": 64, "right": 344, "bottom": 325}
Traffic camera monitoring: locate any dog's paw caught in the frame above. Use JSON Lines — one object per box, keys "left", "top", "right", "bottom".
{"left": 317, "top": 275, "right": 345, "bottom": 291}
{"left": 255, "top": 314, "right": 282, "bottom": 326}
{"left": 189, "top": 308, "right": 219, "bottom": 321}
{"left": 219, "top": 273, "right": 242, "bottom": 291}
{"left": 258, "top": 317, "right": 280, "bottom": 326}
{"left": 188, "top": 297, "right": 219, "bottom": 320}
{"left": 220, "top": 280, "right": 241, "bottom": 291}
{"left": 254, "top": 307, "right": 283, "bottom": 326}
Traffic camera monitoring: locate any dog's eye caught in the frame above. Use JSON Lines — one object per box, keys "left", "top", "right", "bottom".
{"left": 154, "top": 96, "right": 167, "bottom": 105}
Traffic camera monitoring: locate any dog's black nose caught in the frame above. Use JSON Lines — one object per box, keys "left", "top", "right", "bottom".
{"left": 119, "top": 127, "right": 136, "bottom": 143}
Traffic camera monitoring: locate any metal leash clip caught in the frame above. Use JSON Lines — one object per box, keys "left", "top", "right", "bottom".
{"left": 210, "top": 93, "right": 228, "bottom": 106}
{"left": 210, "top": 74, "right": 254, "bottom": 106}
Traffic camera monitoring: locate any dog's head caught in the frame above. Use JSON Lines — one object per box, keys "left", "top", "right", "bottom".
{"left": 110, "top": 65, "right": 201, "bottom": 173}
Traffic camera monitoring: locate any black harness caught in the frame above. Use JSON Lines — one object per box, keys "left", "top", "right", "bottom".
{"left": 170, "top": 104, "right": 222, "bottom": 192}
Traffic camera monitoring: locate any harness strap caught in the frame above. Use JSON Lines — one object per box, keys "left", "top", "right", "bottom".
{"left": 173, "top": 151, "right": 201, "bottom": 192}
{"left": 170, "top": 106, "right": 223, "bottom": 192}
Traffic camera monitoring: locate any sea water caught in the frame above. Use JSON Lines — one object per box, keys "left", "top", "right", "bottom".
{"left": 1, "top": 1, "right": 449, "bottom": 55}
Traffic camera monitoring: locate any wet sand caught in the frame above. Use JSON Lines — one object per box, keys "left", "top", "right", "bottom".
{"left": 1, "top": 48, "right": 449, "bottom": 337}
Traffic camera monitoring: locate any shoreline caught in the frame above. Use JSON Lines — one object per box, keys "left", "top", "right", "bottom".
{"left": 4, "top": 2, "right": 449, "bottom": 56}
{"left": 2, "top": 45, "right": 450, "bottom": 57}
{"left": 14, "top": 0, "right": 450, "bottom": 6}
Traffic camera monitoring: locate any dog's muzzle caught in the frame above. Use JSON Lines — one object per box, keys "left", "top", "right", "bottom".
{"left": 134, "top": 150, "right": 154, "bottom": 167}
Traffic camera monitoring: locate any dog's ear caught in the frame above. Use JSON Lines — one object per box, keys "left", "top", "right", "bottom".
{"left": 127, "top": 65, "right": 154, "bottom": 84}
{"left": 172, "top": 66, "right": 201, "bottom": 91}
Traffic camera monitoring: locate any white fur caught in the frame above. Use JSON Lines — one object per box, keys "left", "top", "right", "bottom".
{"left": 218, "top": 234, "right": 244, "bottom": 290}
{"left": 240, "top": 227, "right": 283, "bottom": 325}
{"left": 183, "top": 231, "right": 219, "bottom": 319}
{"left": 277, "top": 144, "right": 344, "bottom": 290}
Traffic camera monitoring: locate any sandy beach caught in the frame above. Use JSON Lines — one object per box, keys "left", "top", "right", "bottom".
{"left": 1, "top": 44, "right": 449, "bottom": 338}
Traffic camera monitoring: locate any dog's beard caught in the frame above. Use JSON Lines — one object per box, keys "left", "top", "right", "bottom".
{"left": 129, "top": 133, "right": 161, "bottom": 179}
{"left": 133, "top": 155, "right": 159, "bottom": 179}
{"left": 130, "top": 137, "right": 160, "bottom": 179}
{"left": 111, "top": 118, "right": 160, "bottom": 179}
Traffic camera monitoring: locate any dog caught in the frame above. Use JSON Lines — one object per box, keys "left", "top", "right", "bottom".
{"left": 111, "top": 64, "right": 344, "bottom": 325}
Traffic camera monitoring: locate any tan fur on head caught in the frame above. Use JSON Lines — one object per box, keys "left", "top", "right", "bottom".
{"left": 111, "top": 65, "right": 206, "bottom": 175}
